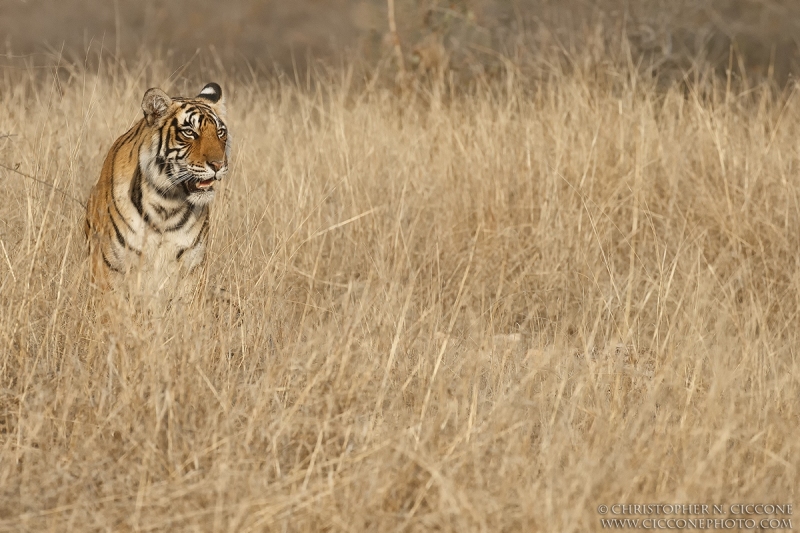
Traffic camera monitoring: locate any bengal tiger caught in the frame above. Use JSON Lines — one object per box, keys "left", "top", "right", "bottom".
{"left": 84, "top": 82, "right": 230, "bottom": 299}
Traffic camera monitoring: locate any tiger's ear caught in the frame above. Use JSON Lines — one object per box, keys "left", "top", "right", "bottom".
{"left": 198, "top": 82, "right": 222, "bottom": 103}
{"left": 198, "top": 82, "right": 226, "bottom": 116}
{"left": 142, "top": 88, "right": 172, "bottom": 125}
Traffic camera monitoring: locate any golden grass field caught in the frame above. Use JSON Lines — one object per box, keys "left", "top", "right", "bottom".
{"left": 0, "top": 54, "right": 798, "bottom": 531}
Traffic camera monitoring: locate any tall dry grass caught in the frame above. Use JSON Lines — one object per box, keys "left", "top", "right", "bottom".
{"left": 0, "top": 53, "right": 798, "bottom": 531}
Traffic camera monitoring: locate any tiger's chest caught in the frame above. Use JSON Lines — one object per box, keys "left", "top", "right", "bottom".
{"left": 139, "top": 223, "right": 204, "bottom": 270}
{"left": 113, "top": 181, "right": 209, "bottom": 292}
{"left": 127, "top": 220, "right": 207, "bottom": 295}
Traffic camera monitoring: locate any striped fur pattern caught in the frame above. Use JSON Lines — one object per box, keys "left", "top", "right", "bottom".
{"left": 85, "top": 83, "right": 230, "bottom": 293}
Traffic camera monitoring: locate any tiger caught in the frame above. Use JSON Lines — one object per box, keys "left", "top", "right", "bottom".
{"left": 84, "top": 82, "right": 230, "bottom": 299}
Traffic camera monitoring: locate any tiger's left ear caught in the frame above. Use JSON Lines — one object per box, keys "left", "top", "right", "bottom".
{"left": 198, "top": 82, "right": 225, "bottom": 116}
{"left": 198, "top": 83, "right": 223, "bottom": 103}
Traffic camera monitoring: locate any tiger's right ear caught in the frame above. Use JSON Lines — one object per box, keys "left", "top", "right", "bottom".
{"left": 142, "top": 88, "right": 172, "bottom": 125}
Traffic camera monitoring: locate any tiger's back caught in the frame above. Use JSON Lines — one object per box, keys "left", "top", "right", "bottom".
{"left": 85, "top": 83, "right": 229, "bottom": 295}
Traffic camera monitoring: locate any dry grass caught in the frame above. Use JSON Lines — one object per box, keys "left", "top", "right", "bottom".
{"left": 0, "top": 53, "right": 798, "bottom": 532}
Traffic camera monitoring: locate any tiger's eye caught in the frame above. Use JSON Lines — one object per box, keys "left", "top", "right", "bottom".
{"left": 180, "top": 128, "right": 197, "bottom": 139}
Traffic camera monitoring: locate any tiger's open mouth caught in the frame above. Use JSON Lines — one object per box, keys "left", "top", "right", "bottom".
{"left": 184, "top": 178, "right": 216, "bottom": 194}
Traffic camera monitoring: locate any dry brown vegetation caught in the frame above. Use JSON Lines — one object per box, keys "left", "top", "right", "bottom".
{"left": 5, "top": 1, "right": 800, "bottom": 86}
{"left": 0, "top": 49, "right": 798, "bottom": 531}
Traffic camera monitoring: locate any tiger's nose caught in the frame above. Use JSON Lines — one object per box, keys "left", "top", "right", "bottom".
{"left": 208, "top": 160, "right": 224, "bottom": 172}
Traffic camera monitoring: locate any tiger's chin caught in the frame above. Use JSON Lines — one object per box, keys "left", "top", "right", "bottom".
{"left": 184, "top": 178, "right": 218, "bottom": 206}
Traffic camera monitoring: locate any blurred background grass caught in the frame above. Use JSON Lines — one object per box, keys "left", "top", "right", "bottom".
{"left": 3, "top": 0, "right": 800, "bottom": 86}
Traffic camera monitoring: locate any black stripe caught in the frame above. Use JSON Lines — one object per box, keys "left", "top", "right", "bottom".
{"left": 116, "top": 120, "right": 144, "bottom": 148}
{"left": 165, "top": 128, "right": 185, "bottom": 157}
{"left": 102, "top": 251, "right": 123, "bottom": 273}
{"left": 176, "top": 213, "right": 208, "bottom": 262}
{"left": 150, "top": 179, "right": 183, "bottom": 201}
{"left": 186, "top": 212, "right": 209, "bottom": 249}
{"left": 109, "top": 207, "right": 126, "bottom": 247}
{"left": 130, "top": 165, "right": 144, "bottom": 218}
{"left": 156, "top": 120, "right": 170, "bottom": 156}
{"left": 109, "top": 193, "right": 134, "bottom": 232}
{"left": 104, "top": 163, "right": 135, "bottom": 234}
{"left": 156, "top": 156, "right": 168, "bottom": 174}
{"left": 163, "top": 118, "right": 181, "bottom": 154}
{"left": 151, "top": 124, "right": 170, "bottom": 174}
{"left": 153, "top": 203, "right": 183, "bottom": 220}
{"left": 194, "top": 212, "right": 210, "bottom": 244}
{"left": 129, "top": 137, "right": 138, "bottom": 160}
{"left": 165, "top": 206, "right": 193, "bottom": 232}
{"left": 108, "top": 207, "right": 142, "bottom": 255}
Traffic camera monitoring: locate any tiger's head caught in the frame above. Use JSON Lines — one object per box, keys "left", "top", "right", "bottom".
{"left": 140, "top": 83, "right": 230, "bottom": 206}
